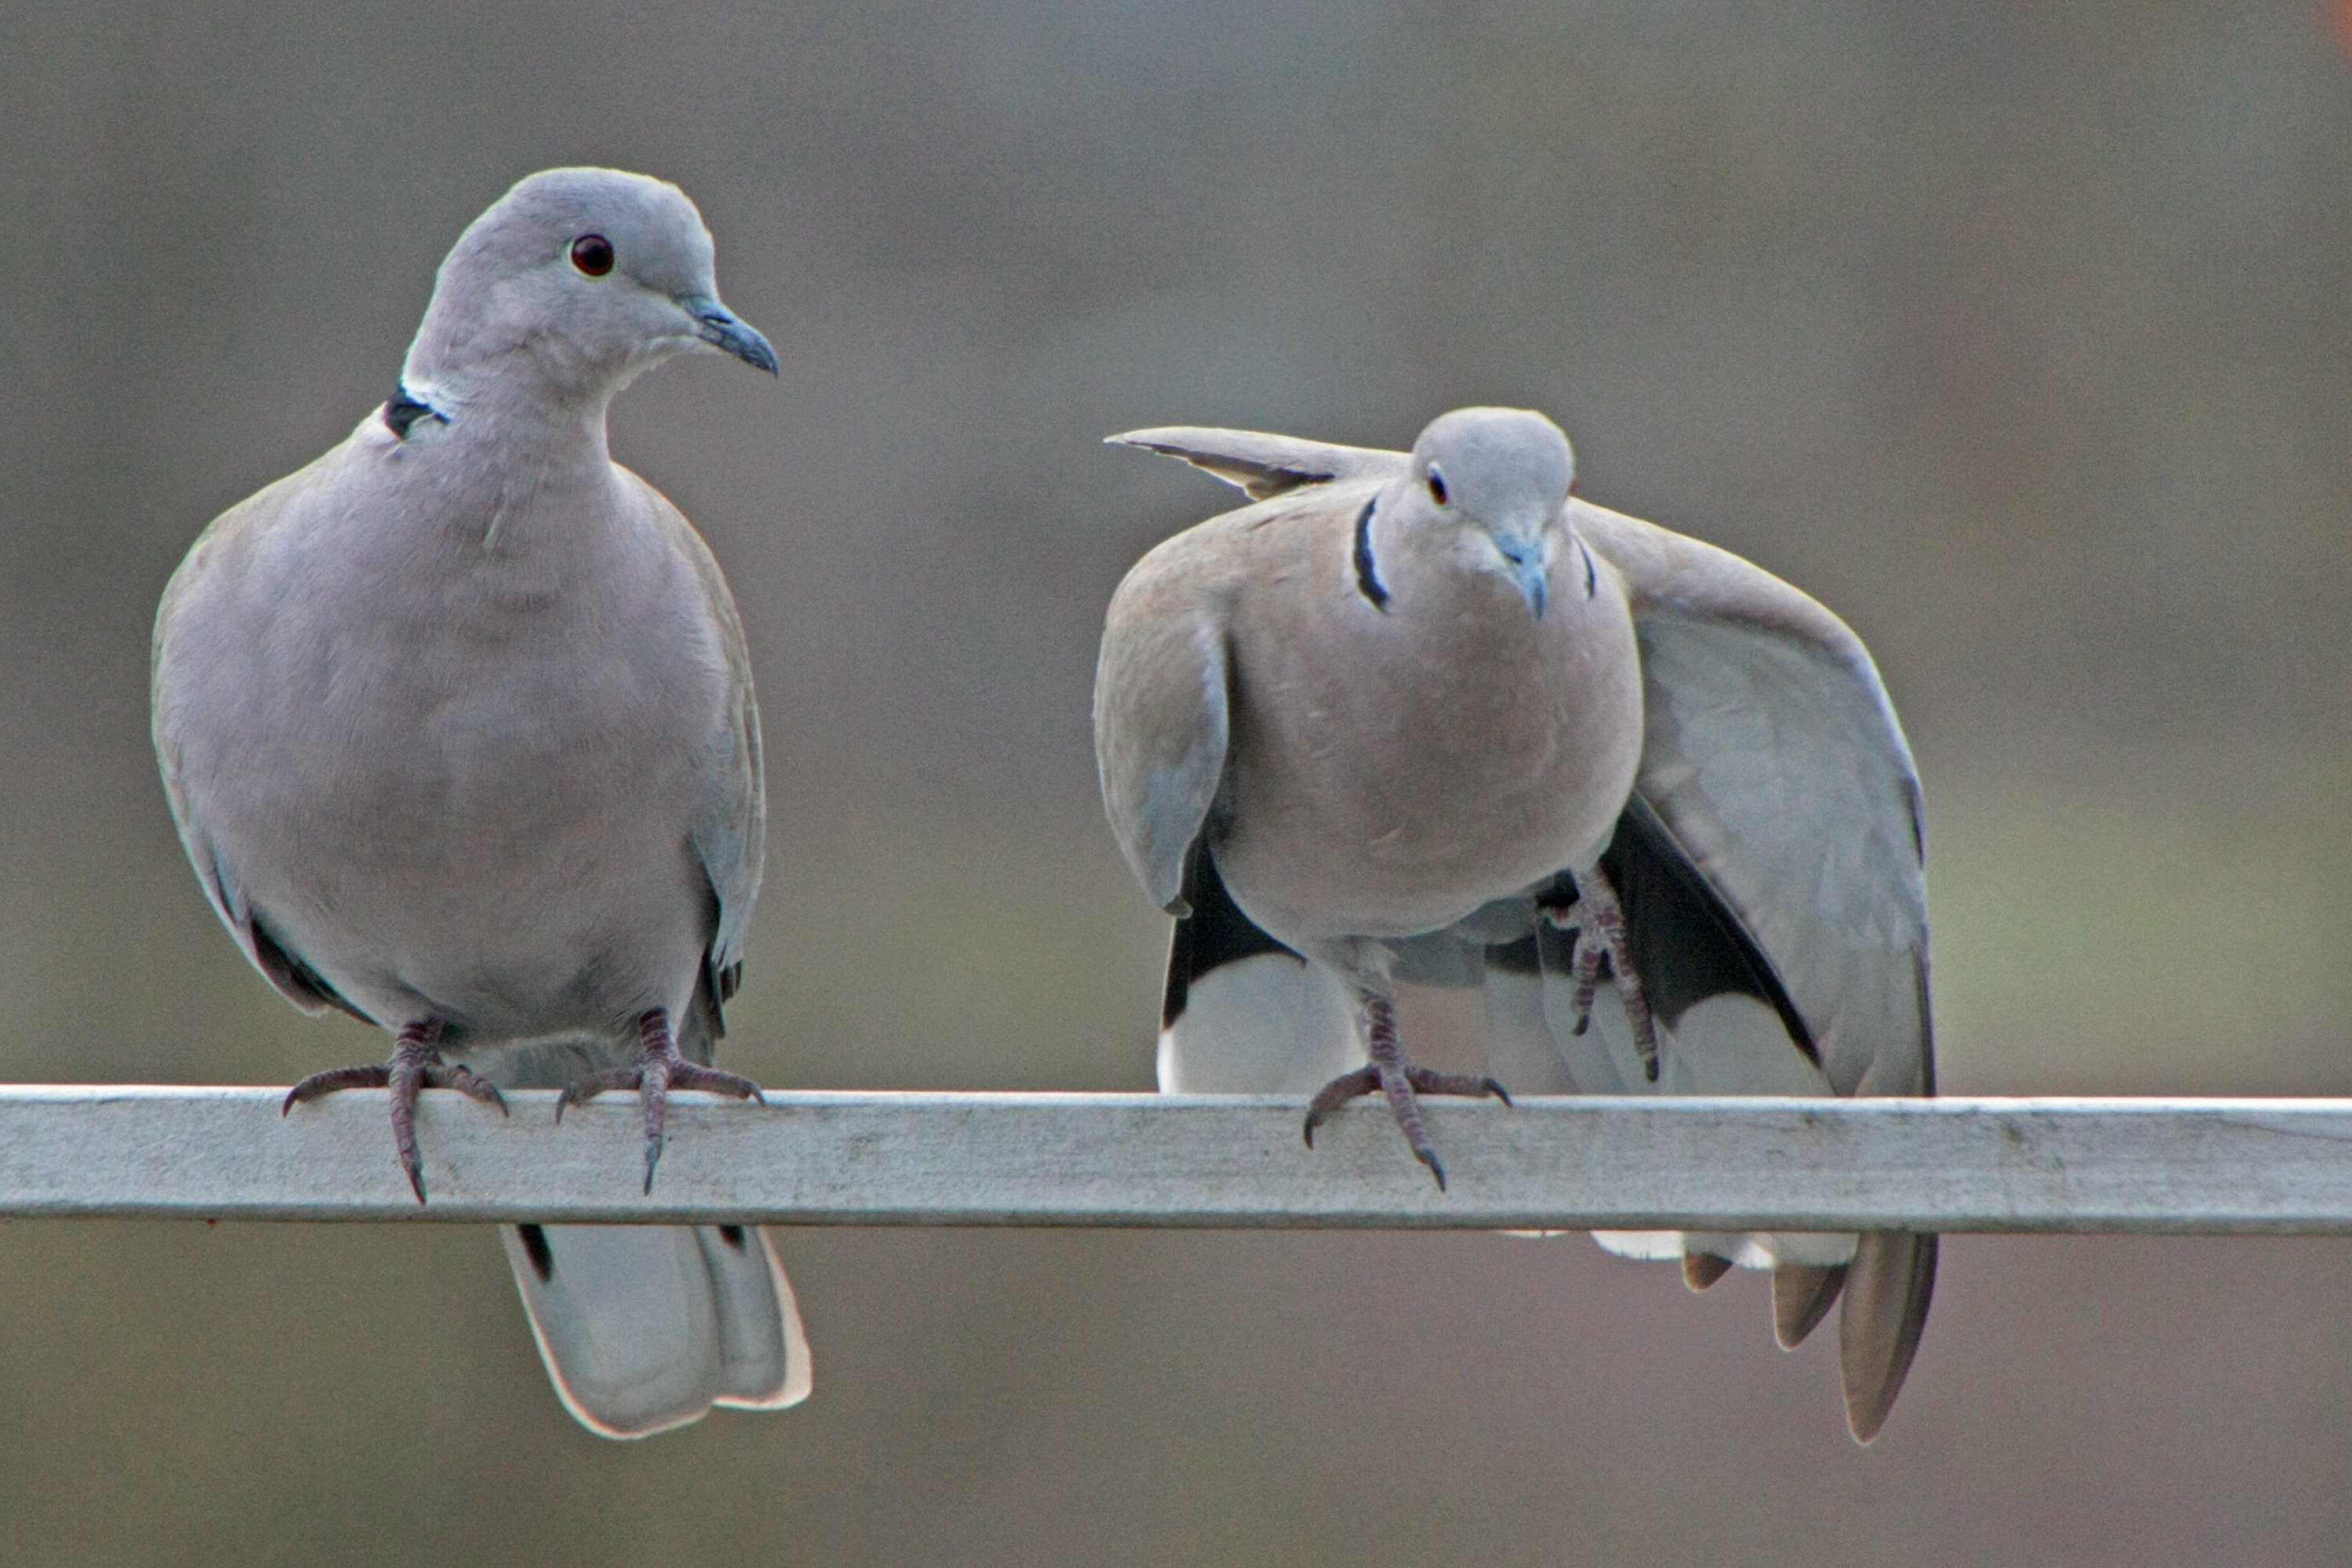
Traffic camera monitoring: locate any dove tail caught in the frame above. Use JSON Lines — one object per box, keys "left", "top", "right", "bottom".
{"left": 501, "top": 1222, "right": 811, "bottom": 1439}
{"left": 1839, "top": 1229, "right": 1936, "bottom": 1443}
{"left": 496, "top": 986, "right": 808, "bottom": 1438}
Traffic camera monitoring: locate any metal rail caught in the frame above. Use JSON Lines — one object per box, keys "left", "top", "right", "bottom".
{"left": 4, "top": 1086, "right": 2352, "bottom": 1230}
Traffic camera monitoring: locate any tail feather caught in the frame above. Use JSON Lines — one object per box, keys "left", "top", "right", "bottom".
{"left": 702, "top": 1225, "right": 814, "bottom": 1410}
{"left": 501, "top": 1224, "right": 811, "bottom": 1439}
{"left": 1772, "top": 1262, "right": 1846, "bottom": 1349}
{"left": 1682, "top": 1252, "right": 1733, "bottom": 1291}
{"left": 482, "top": 985, "right": 809, "bottom": 1437}
{"left": 1839, "top": 1230, "right": 1936, "bottom": 1443}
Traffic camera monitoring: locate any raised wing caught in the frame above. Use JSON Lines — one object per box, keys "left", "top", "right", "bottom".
{"left": 1108, "top": 426, "right": 1406, "bottom": 502}
{"left": 1572, "top": 497, "right": 1934, "bottom": 1443}
{"left": 1571, "top": 499, "right": 1931, "bottom": 1103}
{"left": 1099, "top": 426, "right": 1415, "bottom": 915}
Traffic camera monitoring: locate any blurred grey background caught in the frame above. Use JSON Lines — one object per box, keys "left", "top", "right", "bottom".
{"left": 3, "top": 0, "right": 2350, "bottom": 1562}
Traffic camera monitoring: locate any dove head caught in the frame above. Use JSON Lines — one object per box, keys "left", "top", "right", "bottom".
{"left": 1402, "top": 407, "right": 1577, "bottom": 619}
{"left": 401, "top": 167, "right": 775, "bottom": 410}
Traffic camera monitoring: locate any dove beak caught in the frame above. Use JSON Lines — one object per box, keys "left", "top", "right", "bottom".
{"left": 678, "top": 295, "right": 779, "bottom": 375}
{"left": 1494, "top": 534, "right": 1550, "bottom": 619}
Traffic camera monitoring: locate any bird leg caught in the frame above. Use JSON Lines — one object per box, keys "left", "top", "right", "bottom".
{"left": 554, "top": 1007, "right": 766, "bottom": 1194}
{"left": 281, "top": 1020, "right": 508, "bottom": 1204}
{"left": 1544, "top": 862, "right": 1661, "bottom": 1082}
{"left": 1302, "top": 990, "right": 1510, "bottom": 1191}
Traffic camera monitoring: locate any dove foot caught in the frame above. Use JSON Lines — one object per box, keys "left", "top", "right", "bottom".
{"left": 554, "top": 1007, "right": 766, "bottom": 1193}
{"left": 281, "top": 1021, "right": 507, "bottom": 1203}
{"left": 1302, "top": 991, "right": 1510, "bottom": 1191}
{"left": 1544, "top": 861, "right": 1662, "bottom": 1081}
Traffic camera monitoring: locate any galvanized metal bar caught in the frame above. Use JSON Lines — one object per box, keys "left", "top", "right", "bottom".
{"left": 2, "top": 1086, "right": 2351, "bottom": 1231}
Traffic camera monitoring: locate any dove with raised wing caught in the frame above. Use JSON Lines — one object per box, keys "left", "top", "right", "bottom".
{"left": 1094, "top": 408, "right": 1934, "bottom": 1442}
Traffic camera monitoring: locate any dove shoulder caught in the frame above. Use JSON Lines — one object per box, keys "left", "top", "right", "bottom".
{"left": 1096, "top": 479, "right": 1399, "bottom": 914}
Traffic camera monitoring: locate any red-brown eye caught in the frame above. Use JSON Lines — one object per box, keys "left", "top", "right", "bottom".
{"left": 570, "top": 234, "right": 615, "bottom": 276}
{"left": 1427, "top": 469, "right": 1450, "bottom": 506}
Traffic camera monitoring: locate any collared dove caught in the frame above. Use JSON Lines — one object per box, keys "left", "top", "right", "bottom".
{"left": 151, "top": 168, "right": 811, "bottom": 1438}
{"left": 1094, "top": 407, "right": 1935, "bottom": 1443}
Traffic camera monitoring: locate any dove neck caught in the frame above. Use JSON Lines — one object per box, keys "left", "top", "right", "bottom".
{"left": 385, "top": 365, "right": 630, "bottom": 557}
{"left": 401, "top": 328, "right": 655, "bottom": 445}
{"left": 399, "top": 364, "right": 618, "bottom": 469}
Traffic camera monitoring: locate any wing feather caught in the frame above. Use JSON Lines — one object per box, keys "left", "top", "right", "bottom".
{"left": 631, "top": 476, "right": 766, "bottom": 1023}
{"left": 152, "top": 470, "right": 364, "bottom": 1020}
{"left": 1573, "top": 500, "right": 1930, "bottom": 1100}
{"left": 1109, "top": 426, "right": 1406, "bottom": 501}
{"left": 1094, "top": 535, "right": 1235, "bottom": 916}
{"left": 1574, "top": 498, "right": 1935, "bottom": 1441}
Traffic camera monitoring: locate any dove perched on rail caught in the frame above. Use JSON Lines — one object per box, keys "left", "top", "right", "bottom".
{"left": 1093, "top": 408, "right": 1935, "bottom": 1442}
{"left": 152, "top": 167, "right": 809, "bottom": 1437}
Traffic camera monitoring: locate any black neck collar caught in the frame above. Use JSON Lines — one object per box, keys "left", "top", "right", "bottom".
{"left": 382, "top": 383, "right": 448, "bottom": 440}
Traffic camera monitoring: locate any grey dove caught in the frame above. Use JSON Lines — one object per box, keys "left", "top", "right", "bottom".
{"left": 1093, "top": 407, "right": 1935, "bottom": 1443}
{"left": 151, "top": 168, "right": 810, "bottom": 1437}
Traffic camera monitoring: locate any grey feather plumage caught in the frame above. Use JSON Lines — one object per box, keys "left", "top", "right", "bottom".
{"left": 152, "top": 167, "right": 807, "bottom": 1438}
{"left": 1096, "top": 408, "right": 1934, "bottom": 1443}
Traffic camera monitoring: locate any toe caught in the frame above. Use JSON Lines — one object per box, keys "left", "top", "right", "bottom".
{"left": 283, "top": 1063, "right": 392, "bottom": 1110}
{"left": 554, "top": 1069, "right": 641, "bottom": 1121}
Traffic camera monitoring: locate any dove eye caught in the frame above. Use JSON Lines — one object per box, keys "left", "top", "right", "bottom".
{"left": 1427, "top": 468, "right": 1449, "bottom": 506}
{"left": 569, "top": 234, "right": 615, "bottom": 277}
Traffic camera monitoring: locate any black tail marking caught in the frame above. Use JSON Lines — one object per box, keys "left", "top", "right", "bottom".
{"left": 1163, "top": 840, "right": 1301, "bottom": 1030}
{"left": 517, "top": 1223, "right": 554, "bottom": 1282}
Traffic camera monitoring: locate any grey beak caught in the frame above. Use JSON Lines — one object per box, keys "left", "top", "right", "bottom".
{"left": 1497, "top": 538, "right": 1548, "bottom": 619}
{"left": 679, "top": 295, "right": 779, "bottom": 375}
